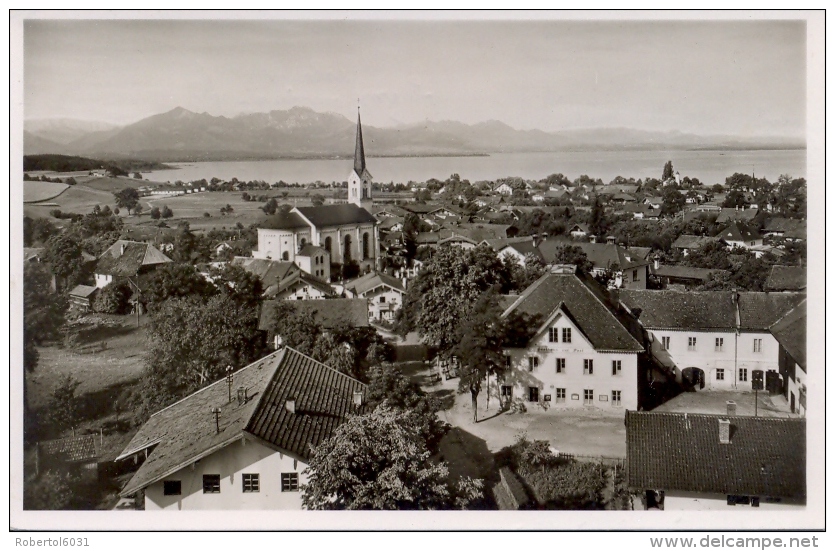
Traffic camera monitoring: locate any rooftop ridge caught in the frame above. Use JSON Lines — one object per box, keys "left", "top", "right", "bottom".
{"left": 279, "top": 345, "right": 368, "bottom": 388}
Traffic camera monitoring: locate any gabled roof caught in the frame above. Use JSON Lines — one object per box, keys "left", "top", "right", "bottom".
{"left": 737, "top": 292, "right": 806, "bottom": 330}
{"left": 231, "top": 257, "right": 300, "bottom": 290}
{"left": 499, "top": 240, "right": 545, "bottom": 262}
{"left": 502, "top": 266, "right": 644, "bottom": 352}
{"left": 769, "top": 299, "right": 806, "bottom": 370}
{"left": 344, "top": 271, "right": 405, "bottom": 296}
{"left": 715, "top": 208, "right": 760, "bottom": 224}
{"left": 69, "top": 284, "right": 98, "bottom": 298}
{"left": 764, "top": 217, "right": 806, "bottom": 234}
{"left": 258, "top": 298, "right": 369, "bottom": 332}
{"left": 619, "top": 290, "right": 738, "bottom": 330}
{"left": 401, "top": 202, "right": 442, "bottom": 215}
{"left": 297, "top": 244, "right": 329, "bottom": 258}
{"left": 764, "top": 265, "right": 807, "bottom": 292}
{"left": 295, "top": 204, "right": 377, "bottom": 228}
{"left": 95, "top": 240, "right": 172, "bottom": 277}
{"left": 537, "top": 239, "right": 649, "bottom": 271}
{"left": 259, "top": 211, "right": 311, "bottom": 231}
{"left": 716, "top": 222, "right": 761, "bottom": 243}
{"left": 39, "top": 434, "right": 100, "bottom": 464}
{"left": 446, "top": 223, "right": 512, "bottom": 242}
{"left": 481, "top": 235, "right": 535, "bottom": 251}
{"left": 274, "top": 271, "right": 335, "bottom": 297}
{"left": 119, "top": 347, "right": 367, "bottom": 496}
{"left": 651, "top": 265, "right": 729, "bottom": 283}
{"left": 672, "top": 234, "right": 721, "bottom": 250}
{"left": 626, "top": 411, "right": 805, "bottom": 500}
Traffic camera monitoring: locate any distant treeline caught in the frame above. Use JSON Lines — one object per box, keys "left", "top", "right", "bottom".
{"left": 23, "top": 154, "right": 172, "bottom": 174}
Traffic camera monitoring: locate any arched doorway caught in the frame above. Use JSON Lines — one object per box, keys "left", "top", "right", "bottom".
{"left": 343, "top": 234, "right": 352, "bottom": 263}
{"left": 282, "top": 251, "right": 289, "bottom": 261}
{"left": 362, "top": 232, "right": 370, "bottom": 260}
{"left": 681, "top": 367, "right": 705, "bottom": 391}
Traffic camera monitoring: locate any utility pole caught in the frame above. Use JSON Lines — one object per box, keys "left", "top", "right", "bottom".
{"left": 226, "top": 366, "right": 233, "bottom": 404}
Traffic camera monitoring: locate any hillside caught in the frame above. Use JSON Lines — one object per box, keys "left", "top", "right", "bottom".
{"left": 23, "top": 154, "right": 172, "bottom": 174}
{"left": 26, "top": 106, "right": 806, "bottom": 162}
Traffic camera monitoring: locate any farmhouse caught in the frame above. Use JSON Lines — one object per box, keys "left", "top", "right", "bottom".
{"left": 715, "top": 222, "right": 762, "bottom": 249}
{"left": 230, "top": 257, "right": 302, "bottom": 297}
{"left": 93, "top": 240, "right": 172, "bottom": 289}
{"left": 117, "top": 347, "right": 368, "bottom": 510}
{"left": 271, "top": 270, "right": 336, "bottom": 301}
{"left": 343, "top": 271, "right": 406, "bottom": 322}
{"left": 498, "top": 265, "right": 646, "bottom": 412}
{"left": 626, "top": 411, "right": 805, "bottom": 510}
{"left": 671, "top": 235, "right": 724, "bottom": 256}
{"left": 537, "top": 239, "right": 650, "bottom": 290}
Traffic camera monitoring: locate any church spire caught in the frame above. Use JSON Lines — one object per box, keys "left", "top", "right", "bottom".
{"left": 354, "top": 105, "right": 366, "bottom": 174}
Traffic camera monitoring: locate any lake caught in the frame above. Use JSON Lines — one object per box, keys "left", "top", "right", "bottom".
{"left": 145, "top": 150, "right": 806, "bottom": 187}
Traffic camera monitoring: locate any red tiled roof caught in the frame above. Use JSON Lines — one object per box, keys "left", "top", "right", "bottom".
{"left": 764, "top": 265, "right": 807, "bottom": 292}
{"left": 770, "top": 300, "right": 806, "bottom": 369}
{"left": 626, "top": 411, "right": 805, "bottom": 500}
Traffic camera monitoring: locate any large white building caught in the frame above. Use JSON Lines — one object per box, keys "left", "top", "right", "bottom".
{"left": 117, "top": 347, "right": 368, "bottom": 510}
{"left": 618, "top": 290, "right": 805, "bottom": 394}
{"left": 498, "top": 265, "right": 647, "bottom": 412}
{"left": 252, "top": 112, "right": 378, "bottom": 272}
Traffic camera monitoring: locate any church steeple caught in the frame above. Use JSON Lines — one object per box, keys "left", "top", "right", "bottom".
{"left": 354, "top": 106, "right": 366, "bottom": 174}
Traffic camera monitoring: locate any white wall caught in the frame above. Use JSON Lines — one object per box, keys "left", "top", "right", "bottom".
{"left": 94, "top": 273, "right": 113, "bottom": 289}
{"left": 502, "top": 313, "right": 639, "bottom": 411}
{"left": 145, "top": 439, "right": 307, "bottom": 510}
{"left": 363, "top": 287, "right": 403, "bottom": 321}
{"left": 663, "top": 491, "right": 805, "bottom": 511}
{"left": 254, "top": 229, "right": 310, "bottom": 261}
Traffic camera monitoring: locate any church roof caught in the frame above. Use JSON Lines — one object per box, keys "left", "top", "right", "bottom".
{"left": 295, "top": 204, "right": 377, "bottom": 228}
{"left": 259, "top": 211, "right": 309, "bottom": 231}
{"left": 354, "top": 109, "right": 366, "bottom": 174}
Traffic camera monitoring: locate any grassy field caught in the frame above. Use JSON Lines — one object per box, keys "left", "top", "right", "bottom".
{"left": 23, "top": 181, "right": 70, "bottom": 203}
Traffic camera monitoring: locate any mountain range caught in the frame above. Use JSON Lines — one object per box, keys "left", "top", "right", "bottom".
{"left": 23, "top": 106, "right": 805, "bottom": 161}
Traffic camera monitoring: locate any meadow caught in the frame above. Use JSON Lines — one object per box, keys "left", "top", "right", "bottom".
{"left": 23, "top": 180, "right": 70, "bottom": 203}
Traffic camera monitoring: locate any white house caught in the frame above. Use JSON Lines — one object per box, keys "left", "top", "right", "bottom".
{"left": 494, "top": 182, "right": 514, "bottom": 196}
{"left": 343, "top": 271, "right": 406, "bottom": 322}
{"left": 770, "top": 299, "right": 806, "bottom": 416}
{"left": 715, "top": 222, "right": 763, "bottom": 249}
{"left": 294, "top": 244, "right": 330, "bottom": 281}
{"left": 619, "top": 290, "right": 805, "bottom": 393}
{"left": 627, "top": 411, "right": 805, "bottom": 510}
{"left": 271, "top": 271, "right": 336, "bottom": 301}
{"left": 498, "top": 265, "right": 646, "bottom": 412}
{"left": 117, "top": 346, "right": 368, "bottom": 510}
{"left": 93, "top": 240, "right": 172, "bottom": 289}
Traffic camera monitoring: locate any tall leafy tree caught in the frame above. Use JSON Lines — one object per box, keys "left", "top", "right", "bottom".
{"left": 113, "top": 187, "right": 140, "bottom": 215}
{"left": 42, "top": 233, "right": 87, "bottom": 289}
{"left": 552, "top": 245, "right": 594, "bottom": 274}
{"left": 660, "top": 186, "right": 686, "bottom": 217}
{"left": 662, "top": 160, "right": 675, "bottom": 182}
{"left": 208, "top": 264, "right": 264, "bottom": 307}
{"left": 302, "top": 404, "right": 482, "bottom": 510}
{"left": 142, "top": 263, "right": 216, "bottom": 309}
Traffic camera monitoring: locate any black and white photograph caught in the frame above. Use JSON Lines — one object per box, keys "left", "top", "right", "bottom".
{"left": 9, "top": 10, "right": 824, "bottom": 534}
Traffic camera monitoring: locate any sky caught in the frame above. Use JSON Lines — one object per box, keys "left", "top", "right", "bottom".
{"left": 23, "top": 16, "right": 807, "bottom": 138}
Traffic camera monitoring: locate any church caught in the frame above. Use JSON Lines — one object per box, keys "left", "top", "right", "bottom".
{"left": 253, "top": 109, "right": 379, "bottom": 274}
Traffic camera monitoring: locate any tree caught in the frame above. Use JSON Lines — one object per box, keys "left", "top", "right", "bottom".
{"left": 161, "top": 205, "right": 173, "bottom": 219}
{"left": 209, "top": 264, "right": 264, "bottom": 307}
{"left": 660, "top": 186, "right": 686, "bottom": 217}
{"left": 24, "top": 217, "right": 57, "bottom": 246}
{"left": 262, "top": 198, "right": 278, "bottom": 215}
{"left": 452, "top": 289, "right": 507, "bottom": 422}
{"left": 552, "top": 245, "right": 594, "bottom": 273}
{"left": 142, "top": 263, "right": 216, "bottom": 308}
{"left": 150, "top": 206, "right": 161, "bottom": 220}
{"left": 92, "top": 281, "right": 132, "bottom": 314}
{"left": 133, "top": 203, "right": 144, "bottom": 216}
{"left": 722, "top": 190, "right": 749, "bottom": 209}
{"left": 396, "top": 244, "right": 510, "bottom": 352}
{"left": 588, "top": 196, "right": 606, "bottom": 237}
{"left": 46, "top": 374, "right": 81, "bottom": 434}
{"left": 138, "top": 294, "right": 266, "bottom": 419}
{"left": 133, "top": 172, "right": 143, "bottom": 179}
{"left": 662, "top": 160, "right": 674, "bottom": 182}
{"left": 264, "top": 301, "right": 322, "bottom": 354}
{"left": 42, "top": 233, "right": 86, "bottom": 290}
{"left": 113, "top": 188, "right": 140, "bottom": 215}
{"left": 24, "top": 470, "right": 75, "bottom": 510}
{"left": 311, "top": 194, "right": 325, "bottom": 207}
{"left": 301, "top": 404, "right": 482, "bottom": 510}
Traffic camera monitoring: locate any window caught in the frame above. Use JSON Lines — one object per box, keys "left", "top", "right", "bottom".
{"left": 583, "top": 389, "right": 594, "bottom": 405}
{"left": 202, "top": 474, "right": 221, "bottom": 494}
{"left": 528, "top": 387, "right": 539, "bottom": 402}
{"left": 163, "top": 481, "right": 181, "bottom": 496}
{"left": 715, "top": 337, "right": 724, "bottom": 352}
{"left": 501, "top": 385, "right": 512, "bottom": 397}
{"left": 753, "top": 339, "right": 762, "bottom": 353}
{"left": 504, "top": 354, "right": 512, "bottom": 368}
{"left": 562, "top": 328, "right": 572, "bottom": 343}
{"left": 688, "top": 337, "right": 697, "bottom": 351}
{"left": 555, "top": 358, "right": 565, "bottom": 373}
{"left": 583, "top": 359, "right": 594, "bottom": 375}
{"left": 612, "top": 360, "right": 621, "bottom": 375}
{"left": 379, "top": 296, "right": 386, "bottom": 303}
{"left": 528, "top": 357, "right": 539, "bottom": 372}
{"left": 611, "top": 390, "right": 622, "bottom": 406}
{"left": 282, "top": 251, "right": 289, "bottom": 261}
{"left": 739, "top": 368, "right": 748, "bottom": 382}
{"left": 548, "top": 328, "right": 558, "bottom": 343}
{"left": 716, "top": 369, "right": 725, "bottom": 381}
{"left": 661, "top": 336, "right": 670, "bottom": 351}
{"left": 632, "top": 269, "right": 638, "bottom": 280}
{"left": 281, "top": 473, "right": 299, "bottom": 492}
{"left": 555, "top": 388, "right": 566, "bottom": 402}
{"left": 242, "top": 473, "right": 260, "bottom": 493}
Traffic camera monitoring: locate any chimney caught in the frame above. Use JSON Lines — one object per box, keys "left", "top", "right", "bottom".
{"left": 532, "top": 233, "right": 539, "bottom": 248}
{"left": 120, "top": 243, "right": 126, "bottom": 256}
{"left": 718, "top": 418, "right": 731, "bottom": 444}
{"left": 402, "top": 277, "right": 407, "bottom": 290}
{"left": 353, "top": 391, "right": 364, "bottom": 407}
{"left": 285, "top": 397, "right": 296, "bottom": 414}
{"left": 726, "top": 401, "right": 737, "bottom": 416}
{"left": 654, "top": 257, "right": 660, "bottom": 270}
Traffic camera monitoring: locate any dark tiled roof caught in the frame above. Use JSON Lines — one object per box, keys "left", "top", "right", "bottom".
{"left": 764, "top": 265, "right": 807, "bottom": 292}
{"left": 737, "top": 292, "right": 806, "bottom": 330}
{"left": 274, "top": 271, "right": 335, "bottom": 297}
{"left": 715, "top": 208, "right": 760, "bottom": 224}
{"left": 446, "top": 223, "right": 512, "bottom": 242}
{"left": 345, "top": 271, "right": 405, "bottom": 296}
{"left": 69, "top": 284, "right": 98, "bottom": 298}
{"left": 652, "top": 265, "right": 729, "bottom": 283}
{"left": 246, "top": 348, "right": 368, "bottom": 460}
{"left": 715, "top": 222, "right": 761, "bottom": 243}
{"left": 39, "top": 434, "right": 100, "bottom": 463}
{"left": 259, "top": 211, "right": 310, "bottom": 230}
{"left": 258, "top": 298, "right": 369, "bottom": 332}
{"left": 295, "top": 204, "right": 376, "bottom": 228}
{"left": 626, "top": 411, "right": 805, "bottom": 500}
{"left": 95, "top": 240, "right": 172, "bottom": 277}
{"left": 231, "top": 258, "right": 300, "bottom": 291}
{"left": 672, "top": 235, "right": 720, "bottom": 250}
{"left": 415, "top": 232, "right": 441, "bottom": 245}
{"left": 538, "top": 239, "right": 649, "bottom": 270}
{"left": 502, "top": 240, "right": 545, "bottom": 262}
{"left": 764, "top": 217, "right": 806, "bottom": 234}
{"left": 119, "top": 348, "right": 366, "bottom": 496}
{"left": 619, "top": 290, "right": 737, "bottom": 330}
{"left": 770, "top": 300, "right": 806, "bottom": 369}
{"left": 503, "top": 267, "right": 644, "bottom": 352}
{"left": 297, "top": 244, "right": 328, "bottom": 258}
